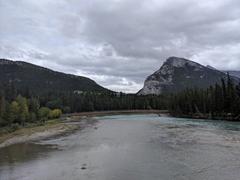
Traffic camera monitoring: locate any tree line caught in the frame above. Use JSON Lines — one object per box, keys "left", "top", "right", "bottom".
{"left": 40, "top": 92, "right": 169, "bottom": 113}
{"left": 0, "top": 86, "right": 62, "bottom": 129}
{"left": 0, "top": 83, "right": 169, "bottom": 128}
{"left": 2, "top": 74, "right": 239, "bottom": 130}
{"left": 169, "top": 75, "right": 240, "bottom": 120}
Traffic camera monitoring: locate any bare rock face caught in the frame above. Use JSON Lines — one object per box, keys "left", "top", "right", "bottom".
{"left": 138, "top": 57, "right": 237, "bottom": 95}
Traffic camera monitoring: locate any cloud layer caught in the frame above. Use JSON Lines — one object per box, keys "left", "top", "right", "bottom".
{"left": 1, "top": 0, "right": 240, "bottom": 92}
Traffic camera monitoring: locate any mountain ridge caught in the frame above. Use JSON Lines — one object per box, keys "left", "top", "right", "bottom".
{"left": 138, "top": 57, "right": 239, "bottom": 95}
{"left": 206, "top": 64, "right": 240, "bottom": 78}
{"left": 0, "top": 58, "right": 110, "bottom": 94}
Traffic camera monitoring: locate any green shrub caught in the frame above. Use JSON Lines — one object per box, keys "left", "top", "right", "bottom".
{"left": 38, "top": 107, "right": 50, "bottom": 122}
{"left": 48, "top": 109, "right": 62, "bottom": 119}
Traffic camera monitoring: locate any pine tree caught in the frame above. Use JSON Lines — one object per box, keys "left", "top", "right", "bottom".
{"left": 8, "top": 101, "right": 20, "bottom": 125}
{"left": 16, "top": 95, "right": 29, "bottom": 126}
{"left": 29, "top": 98, "right": 40, "bottom": 114}
{"left": 0, "top": 96, "right": 6, "bottom": 118}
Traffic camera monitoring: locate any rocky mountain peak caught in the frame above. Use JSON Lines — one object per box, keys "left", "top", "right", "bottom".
{"left": 138, "top": 57, "right": 238, "bottom": 95}
{"left": 164, "top": 57, "right": 204, "bottom": 69}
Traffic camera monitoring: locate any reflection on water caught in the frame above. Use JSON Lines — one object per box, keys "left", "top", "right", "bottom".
{"left": 1, "top": 114, "right": 240, "bottom": 180}
{"left": 0, "top": 143, "right": 57, "bottom": 166}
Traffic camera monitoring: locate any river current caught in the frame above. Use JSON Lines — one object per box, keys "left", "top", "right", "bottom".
{"left": 1, "top": 114, "right": 240, "bottom": 180}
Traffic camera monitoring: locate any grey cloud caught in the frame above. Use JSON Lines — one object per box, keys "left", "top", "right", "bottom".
{"left": 1, "top": 0, "right": 240, "bottom": 92}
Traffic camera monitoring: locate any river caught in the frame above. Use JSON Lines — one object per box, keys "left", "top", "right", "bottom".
{"left": 1, "top": 114, "right": 240, "bottom": 180}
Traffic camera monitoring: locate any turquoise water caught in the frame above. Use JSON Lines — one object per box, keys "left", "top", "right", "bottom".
{"left": 1, "top": 114, "right": 240, "bottom": 180}
{"left": 95, "top": 114, "right": 240, "bottom": 131}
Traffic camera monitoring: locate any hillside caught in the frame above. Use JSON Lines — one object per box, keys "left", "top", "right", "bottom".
{"left": 0, "top": 59, "right": 109, "bottom": 94}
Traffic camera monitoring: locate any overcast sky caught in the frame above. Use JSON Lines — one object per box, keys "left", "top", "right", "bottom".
{"left": 0, "top": 0, "right": 240, "bottom": 92}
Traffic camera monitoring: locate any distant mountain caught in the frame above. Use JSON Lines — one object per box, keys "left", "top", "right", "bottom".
{"left": 225, "top": 71, "right": 240, "bottom": 78}
{"left": 0, "top": 59, "right": 110, "bottom": 94}
{"left": 207, "top": 65, "right": 240, "bottom": 79}
{"left": 138, "top": 57, "right": 239, "bottom": 95}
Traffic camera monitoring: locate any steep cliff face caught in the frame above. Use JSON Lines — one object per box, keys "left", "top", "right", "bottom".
{"left": 138, "top": 57, "right": 237, "bottom": 95}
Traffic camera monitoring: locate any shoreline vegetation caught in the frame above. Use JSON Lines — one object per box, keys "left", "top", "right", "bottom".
{"left": 0, "top": 110, "right": 168, "bottom": 148}
{"left": 1, "top": 72, "right": 240, "bottom": 148}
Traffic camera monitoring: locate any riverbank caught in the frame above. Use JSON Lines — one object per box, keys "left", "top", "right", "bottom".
{"left": 171, "top": 112, "right": 240, "bottom": 122}
{"left": 64, "top": 110, "right": 169, "bottom": 118}
{"left": 0, "top": 119, "right": 81, "bottom": 148}
{"left": 0, "top": 110, "right": 168, "bottom": 148}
